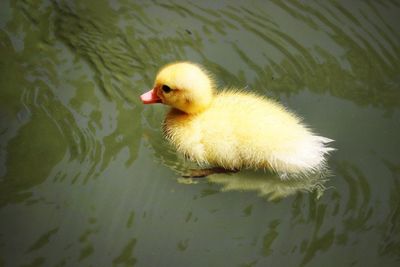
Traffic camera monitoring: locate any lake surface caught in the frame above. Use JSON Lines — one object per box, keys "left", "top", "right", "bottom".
{"left": 1, "top": 0, "right": 400, "bottom": 266}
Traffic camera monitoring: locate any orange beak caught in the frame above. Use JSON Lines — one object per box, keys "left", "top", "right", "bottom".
{"left": 140, "top": 88, "right": 162, "bottom": 104}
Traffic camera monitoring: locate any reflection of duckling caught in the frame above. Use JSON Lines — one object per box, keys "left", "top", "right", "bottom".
{"left": 141, "top": 62, "right": 334, "bottom": 179}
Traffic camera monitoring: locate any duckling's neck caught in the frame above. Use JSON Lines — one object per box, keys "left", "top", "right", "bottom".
{"left": 166, "top": 108, "right": 194, "bottom": 125}
{"left": 170, "top": 93, "right": 213, "bottom": 115}
{"left": 176, "top": 99, "right": 213, "bottom": 115}
{"left": 169, "top": 106, "right": 203, "bottom": 117}
{"left": 169, "top": 108, "right": 188, "bottom": 116}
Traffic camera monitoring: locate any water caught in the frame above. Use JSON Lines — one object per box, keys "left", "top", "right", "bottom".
{"left": 0, "top": 0, "right": 399, "bottom": 266}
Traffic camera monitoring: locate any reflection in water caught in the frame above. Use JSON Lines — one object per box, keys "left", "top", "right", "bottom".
{"left": 0, "top": 0, "right": 400, "bottom": 266}
{"left": 207, "top": 170, "right": 328, "bottom": 201}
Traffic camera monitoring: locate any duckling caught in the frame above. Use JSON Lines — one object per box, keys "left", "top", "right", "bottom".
{"left": 141, "top": 62, "right": 334, "bottom": 179}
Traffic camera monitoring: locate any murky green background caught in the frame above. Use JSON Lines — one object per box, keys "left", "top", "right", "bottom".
{"left": 1, "top": 0, "right": 400, "bottom": 266}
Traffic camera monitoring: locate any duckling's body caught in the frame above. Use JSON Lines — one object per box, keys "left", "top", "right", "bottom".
{"left": 141, "top": 62, "right": 333, "bottom": 178}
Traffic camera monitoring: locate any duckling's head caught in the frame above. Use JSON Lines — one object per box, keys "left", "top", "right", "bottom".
{"left": 140, "top": 62, "right": 215, "bottom": 114}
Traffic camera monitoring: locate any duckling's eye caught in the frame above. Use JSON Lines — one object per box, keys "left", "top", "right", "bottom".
{"left": 162, "top": 85, "right": 171, "bottom": 93}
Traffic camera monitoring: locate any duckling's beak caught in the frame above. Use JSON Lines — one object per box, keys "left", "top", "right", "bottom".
{"left": 140, "top": 88, "right": 162, "bottom": 104}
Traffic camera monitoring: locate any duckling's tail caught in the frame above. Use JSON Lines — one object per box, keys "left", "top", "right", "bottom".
{"left": 271, "top": 135, "right": 335, "bottom": 180}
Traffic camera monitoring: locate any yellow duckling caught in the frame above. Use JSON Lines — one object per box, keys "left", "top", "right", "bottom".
{"left": 141, "top": 62, "right": 334, "bottom": 179}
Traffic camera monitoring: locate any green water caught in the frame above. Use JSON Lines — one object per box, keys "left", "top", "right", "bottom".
{"left": 1, "top": 0, "right": 400, "bottom": 266}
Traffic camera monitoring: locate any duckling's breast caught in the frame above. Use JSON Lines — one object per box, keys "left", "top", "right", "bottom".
{"left": 163, "top": 108, "right": 208, "bottom": 165}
